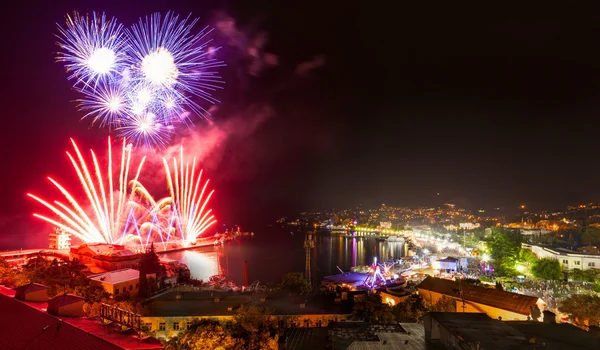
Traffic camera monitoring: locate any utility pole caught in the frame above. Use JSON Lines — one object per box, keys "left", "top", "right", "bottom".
{"left": 304, "top": 231, "right": 315, "bottom": 286}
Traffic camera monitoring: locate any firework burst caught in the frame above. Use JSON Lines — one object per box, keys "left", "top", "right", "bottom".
{"left": 27, "top": 138, "right": 151, "bottom": 245}
{"left": 56, "top": 12, "right": 127, "bottom": 89}
{"left": 55, "top": 11, "right": 225, "bottom": 148}
{"left": 163, "top": 147, "right": 217, "bottom": 246}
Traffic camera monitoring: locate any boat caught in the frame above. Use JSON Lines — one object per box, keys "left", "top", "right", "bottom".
{"left": 327, "top": 225, "right": 348, "bottom": 232}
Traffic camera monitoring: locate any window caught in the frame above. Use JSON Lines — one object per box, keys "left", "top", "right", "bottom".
{"left": 115, "top": 288, "right": 119, "bottom": 294}
{"left": 144, "top": 322, "right": 152, "bottom": 331}
{"left": 186, "top": 321, "right": 192, "bottom": 329}
{"left": 562, "top": 260, "right": 568, "bottom": 265}
{"left": 574, "top": 261, "right": 581, "bottom": 266}
{"left": 173, "top": 322, "right": 180, "bottom": 330}
{"left": 589, "top": 262, "right": 596, "bottom": 267}
{"left": 316, "top": 320, "right": 323, "bottom": 328}
{"left": 129, "top": 285, "right": 133, "bottom": 291}
{"left": 159, "top": 322, "right": 166, "bottom": 331}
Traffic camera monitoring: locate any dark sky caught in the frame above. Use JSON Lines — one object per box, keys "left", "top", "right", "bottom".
{"left": 2, "top": 1, "right": 600, "bottom": 231}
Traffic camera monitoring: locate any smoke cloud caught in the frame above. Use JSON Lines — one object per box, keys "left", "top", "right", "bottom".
{"left": 295, "top": 55, "right": 327, "bottom": 76}
{"left": 212, "top": 12, "right": 279, "bottom": 77}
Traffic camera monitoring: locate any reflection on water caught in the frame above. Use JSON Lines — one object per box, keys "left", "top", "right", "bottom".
{"left": 164, "top": 250, "right": 221, "bottom": 281}
{"left": 159, "top": 229, "right": 406, "bottom": 286}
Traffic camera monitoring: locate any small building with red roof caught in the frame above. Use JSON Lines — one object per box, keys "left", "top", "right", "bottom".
{"left": 48, "top": 294, "right": 86, "bottom": 317}
{"left": 14, "top": 283, "right": 48, "bottom": 302}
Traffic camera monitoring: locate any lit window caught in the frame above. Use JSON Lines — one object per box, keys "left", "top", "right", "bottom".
{"left": 159, "top": 322, "right": 166, "bottom": 331}
{"left": 173, "top": 322, "right": 180, "bottom": 330}
{"left": 145, "top": 322, "right": 152, "bottom": 331}
{"left": 186, "top": 321, "right": 192, "bottom": 329}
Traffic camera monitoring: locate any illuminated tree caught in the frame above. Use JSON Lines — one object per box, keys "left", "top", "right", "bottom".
{"left": 170, "top": 320, "right": 241, "bottom": 350}
{"left": 431, "top": 296, "right": 456, "bottom": 312}
{"left": 392, "top": 294, "right": 428, "bottom": 323}
{"left": 352, "top": 291, "right": 395, "bottom": 324}
{"left": 559, "top": 294, "right": 600, "bottom": 328}
{"left": 231, "top": 305, "right": 279, "bottom": 349}
{"left": 487, "top": 229, "right": 521, "bottom": 276}
{"left": 531, "top": 258, "right": 562, "bottom": 281}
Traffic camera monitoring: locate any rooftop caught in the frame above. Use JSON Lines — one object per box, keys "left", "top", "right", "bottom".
{"left": 283, "top": 327, "right": 329, "bottom": 350}
{"left": 427, "top": 312, "right": 536, "bottom": 350}
{"left": 0, "top": 293, "right": 122, "bottom": 350}
{"left": 326, "top": 322, "right": 428, "bottom": 350}
{"left": 144, "top": 290, "right": 350, "bottom": 317}
{"left": 48, "top": 294, "right": 86, "bottom": 308}
{"left": 90, "top": 269, "right": 140, "bottom": 285}
{"left": 346, "top": 323, "right": 428, "bottom": 350}
{"left": 0, "top": 286, "right": 162, "bottom": 350}
{"left": 14, "top": 282, "right": 48, "bottom": 295}
{"left": 75, "top": 244, "right": 139, "bottom": 258}
{"left": 507, "top": 321, "right": 600, "bottom": 349}
{"left": 418, "top": 276, "right": 540, "bottom": 316}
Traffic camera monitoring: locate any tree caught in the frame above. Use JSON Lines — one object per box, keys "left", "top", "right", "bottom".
{"left": 431, "top": 296, "right": 456, "bottom": 312}
{"left": 0, "top": 257, "right": 17, "bottom": 286}
{"left": 280, "top": 272, "right": 311, "bottom": 294}
{"left": 165, "top": 319, "right": 241, "bottom": 350}
{"left": 392, "top": 294, "right": 428, "bottom": 323}
{"left": 487, "top": 229, "right": 521, "bottom": 276}
{"left": 531, "top": 258, "right": 562, "bottom": 281}
{"left": 559, "top": 294, "right": 600, "bottom": 328}
{"left": 519, "top": 249, "right": 539, "bottom": 265}
{"left": 352, "top": 291, "right": 395, "bottom": 324}
{"left": 231, "top": 305, "right": 279, "bottom": 350}
{"left": 139, "top": 243, "right": 162, "bottom": 297}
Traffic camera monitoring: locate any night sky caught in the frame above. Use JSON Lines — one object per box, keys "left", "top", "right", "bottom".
{"left": 2, "top": 1, "right": 600, "bottom": 233}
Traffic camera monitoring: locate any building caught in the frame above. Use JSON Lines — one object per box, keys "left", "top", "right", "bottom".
{"left": 142, "top": 289, "right": 351, "bottom": 339}
{"left": 90, "top": 268, "right": 140, "bottom": 295}
{"left": 424, "top": 312, "right": 537, "bottom": 349}
{"left": 520, "top": 228, "right": 551, "bottom": 236}
{"left": 49, "top": 228, "right": 71, "bottom": 250}
{"left": 418, "top": 277, "right": 544, "bottom": 321}
{"left": 523, "top": 243, "right": 600, "bottom": 271}
{"left": 70, "top": 243, "right": 141, "bottom": 272}
{"left": 507, "top": 319, "right": 600, "bottom": 349}
{"left": 0, "top": 293, "right": 122, "bottom": 350}
{"left": 14, "top": 283, "right": 48, "bottom": 302}
{"left": 459, "top": 222, "right": 480, "bottom": 230}
{"left": 47, "top": 294, "right": 86, "bottom": 317}
{"left": 424, "top": 312, "right": 600, "bottom": 350}
{"left": 318, "top": 322, "right": 426, "bottom": 350}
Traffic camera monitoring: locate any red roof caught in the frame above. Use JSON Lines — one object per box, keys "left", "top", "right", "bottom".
{"left": 418, "top": 276, "right": 540, "bottom": 316}
{"left": 0, "top": 294, "right": 122, "bottom": 349}
{"left": 14, "top": 283, "right": 48, "bottom": 294}
{"left": 48, "top": 294, "right": 86, "bottom": 308}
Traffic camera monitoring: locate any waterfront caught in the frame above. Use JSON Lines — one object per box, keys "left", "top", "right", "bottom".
{"left": 161, "top": 227, "right": 407, "bottom": 286}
